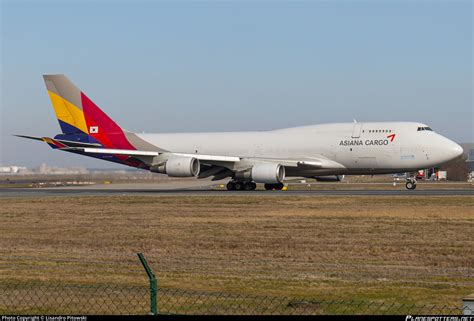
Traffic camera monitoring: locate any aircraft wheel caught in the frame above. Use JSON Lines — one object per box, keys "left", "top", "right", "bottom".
{"left": 243, "top": 182, "right": 254, "bottom": 191}
{"left": 405, "top": 181, "right": 416, "bottom": 190}
{"left": 226, "top": 181, "right": 236, "bottom": 191}
{"left": 234, "top": 181, "right": 244, "bottom": 191}
{"left": 250, "top": 182, "right": 257, "bottom": 190}
{"left": 274, "top": 183, "right": 284, "bottom": 190}
{"left": 264, "top": 183, "right": 284, "bottom": 191}
{"left": 264, "top": 184, "right": 273, "bottom": 191}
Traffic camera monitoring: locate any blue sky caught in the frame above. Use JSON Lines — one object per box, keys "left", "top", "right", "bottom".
{"left": 1, "top": 0, "right": 472, "bottom": 168}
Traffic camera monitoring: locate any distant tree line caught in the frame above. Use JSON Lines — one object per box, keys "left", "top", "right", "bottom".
{"left": 440, "top": 155, "right": 470, "bottom": 181}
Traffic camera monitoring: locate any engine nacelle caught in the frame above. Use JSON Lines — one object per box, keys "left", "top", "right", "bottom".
{"left": 251, "top": 163, "right": 285, "bottom": 184}
{"left": 314, "top": 175, "right": 345, "bottom": 182}
{"left": 150, "top": 157, "right": 200, "bottom": 177}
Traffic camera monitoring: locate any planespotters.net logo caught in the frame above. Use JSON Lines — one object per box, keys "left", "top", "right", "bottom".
{"left": 406, "top": 316, "right": 474, "bottom": 321}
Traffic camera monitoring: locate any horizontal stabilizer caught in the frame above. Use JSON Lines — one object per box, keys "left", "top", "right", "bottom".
{"left": 15, "top": 135, "right": 102, "bottom": 149}
{"left": 15, "top": 135, "right": 68, "bottom": 149}
{"left": 14, "top": 135, "right": 44, "bottom": 142}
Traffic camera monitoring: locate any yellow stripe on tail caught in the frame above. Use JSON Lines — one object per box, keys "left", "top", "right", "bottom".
{"left": 47, "top": 90, "right": 89, "bottom": 134}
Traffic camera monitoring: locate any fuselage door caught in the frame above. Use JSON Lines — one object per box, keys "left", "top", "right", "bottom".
{"left": 352, "top": 123, "right": 363, "bottom": 138}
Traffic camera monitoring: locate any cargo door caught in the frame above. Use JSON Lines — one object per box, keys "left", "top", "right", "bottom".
{"left": 355, "top": 157, "right": 378, "bottom": 169}
{"left": 352, "top": 123, "right": 363, "bottom": 138}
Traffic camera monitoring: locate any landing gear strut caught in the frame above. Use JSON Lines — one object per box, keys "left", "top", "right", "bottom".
{"left": 226, "top": 180, "right": 257, "bottom": 191}
{"left": 405, "top": 177, "right": 417, "bottom": 190}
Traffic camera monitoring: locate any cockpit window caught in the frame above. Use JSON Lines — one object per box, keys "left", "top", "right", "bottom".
{"left": 417, "top": 126, "right": 433, "bottom": 131}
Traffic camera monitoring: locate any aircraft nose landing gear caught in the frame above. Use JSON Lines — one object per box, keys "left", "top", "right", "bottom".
{"left": 405, "top": 177, "right": 417, "bottom": 190}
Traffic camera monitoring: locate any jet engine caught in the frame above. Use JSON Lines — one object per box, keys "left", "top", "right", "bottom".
{"left": 251, "top": 163, "right": 285, "bottom": 183}
{"left": 314, "top": 175, "right": 345, "bottom": 182}
{"left": 150, "top": 157, "right": 200, "bottom": 177}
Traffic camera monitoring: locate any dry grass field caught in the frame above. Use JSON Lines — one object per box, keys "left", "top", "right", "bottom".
{"left": 0, "top": 195, "right": 473, "bottom": 311}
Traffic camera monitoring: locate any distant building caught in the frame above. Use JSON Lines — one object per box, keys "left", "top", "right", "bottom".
{"left": 0, "top": 165, "right": 28, "bottom": 174}
{"left": 36, "top": 163, "right": 89, "bottom": 175}
{"left": 461, "top": 143, "right": 474, "bottom": 172}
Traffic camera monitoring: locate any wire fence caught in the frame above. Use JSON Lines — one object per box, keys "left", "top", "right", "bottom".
{"left": 0, "top": 281, "right": 471, "bottom": 315}
{"left": 156, "top": 287, "right": 471, "bottom": 315}
{"left": 0, "top": 282, "right": 148, "bottom": 315}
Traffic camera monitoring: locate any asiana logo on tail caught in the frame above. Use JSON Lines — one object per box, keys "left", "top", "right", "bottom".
{"left": 339, "top": 134, "right": 397, "bottom": 146}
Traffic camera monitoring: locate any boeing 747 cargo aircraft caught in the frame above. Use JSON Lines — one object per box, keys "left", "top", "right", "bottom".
{"left": 17, "top": 75, "right": 463, "bottom": 190}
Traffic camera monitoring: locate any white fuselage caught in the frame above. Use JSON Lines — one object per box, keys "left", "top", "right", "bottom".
{"left": 137, "top": 122, "right": 463, "bottom": 177}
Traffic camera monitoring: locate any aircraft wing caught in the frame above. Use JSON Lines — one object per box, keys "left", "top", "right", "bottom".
{"left": 192, "top": 155, "right": 345, "bottom": 181}
{"left": 195, "top": 155, "right": 345, "bottom": 181}
{"left": 267, "top": 157, "right": 345, "bottom": 169}
{"left": 158, "top": 154, "right": 344, "bottom": 170}
{"left": 173, "top": 153, "right": 240, "bottom": 163}
{"left": 227, "top": 156, "right": 345, "bottom": 170}
{"left": 75, "top": 147, "right": 158, "bottom": 157}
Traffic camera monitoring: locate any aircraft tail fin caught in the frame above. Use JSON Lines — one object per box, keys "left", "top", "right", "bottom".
{"left": 43, "top": 75, "right": 135, "bottom": 149}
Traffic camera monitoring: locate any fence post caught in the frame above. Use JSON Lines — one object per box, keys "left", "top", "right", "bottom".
{"left": 138, "top": 253, "right": 158, "bottom": 315}
{"left": 463, "top": 293, "right": 474, "bottom": 315}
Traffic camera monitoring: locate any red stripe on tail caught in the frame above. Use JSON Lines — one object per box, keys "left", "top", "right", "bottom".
{"left": 81, "top": 92, "right": 136, "bottom": 150}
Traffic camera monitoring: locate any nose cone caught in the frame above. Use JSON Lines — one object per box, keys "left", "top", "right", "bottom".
{"left": 450, "top": 142, "right": 464, "bottom": 159}
{"left": 425, "top": 135, "right": 464, "bottom": 166}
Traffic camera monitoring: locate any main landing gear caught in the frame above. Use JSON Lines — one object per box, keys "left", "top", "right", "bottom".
{"left": 405, "top": 177, "right": 417, "bottom": 190}
{"left": 226, "top": 180, "right": 257, "bottom": 191}
{"left": 226, "top": 181, "right": 285, "bottom": 191}
{"left": 264, "top": 183, "right": 285, "bottom": 191}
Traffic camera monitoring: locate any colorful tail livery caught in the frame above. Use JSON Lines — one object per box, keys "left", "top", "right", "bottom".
{"left": 44, "top": 74, "right": 137, "bottom": 150}
{"left": 16, "top": 75, "right": 163, "bottom": 168}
